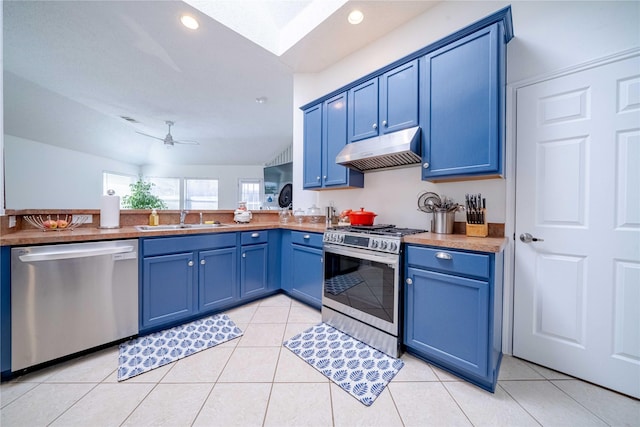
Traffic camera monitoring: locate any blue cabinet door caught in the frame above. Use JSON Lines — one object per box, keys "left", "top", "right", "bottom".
{"left": 348, "top": 78, "right": 379, "bottom": 142}
{"left": 303, "top": 104, "right": 323, "bottom": 189}
{"left": 303, "top": 96, "right": 363, "bottom": 190}
{"left": 142, "top": 252, "right": 196, "bottom": 329}
{"left": 290, "top": 244, "right": 323, "bottom": 309}
{"left": 405, "top": 266, "right": 489, "bottom": 378}
{"left": 240, "top": 243, "right": 268, "bottom": 299}
{"left": 199, "top": 247, "right": 237, "bottom": 312}
{"left": 422, "top": 23, "right": 504, "bottom": 180}
{"left": 380, "top": 59, "right": 419, "bottom": 134}
{"left": 323, "top": 92, "right": 349, "bottom": 187}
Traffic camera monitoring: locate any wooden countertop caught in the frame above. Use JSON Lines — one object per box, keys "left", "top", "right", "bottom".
{"left": 1, "top": 221, "right": 506, "bottom": 253}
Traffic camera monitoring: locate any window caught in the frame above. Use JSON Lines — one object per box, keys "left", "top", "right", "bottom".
{"left": 147, "top": 177, "right": 181, "bottom": 210}
{"left": 185, "top": 178, "right": 218, "bottom": 210}
{"left": 238, "top": 179, "right": 262, "bottom": 210}
{"left": 102, "top": 171, "right": 136, "bottom": 207}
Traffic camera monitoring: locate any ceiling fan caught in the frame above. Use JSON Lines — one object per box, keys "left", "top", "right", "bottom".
{"left": 136, "top": 121, "right": 199, "bottom": 147}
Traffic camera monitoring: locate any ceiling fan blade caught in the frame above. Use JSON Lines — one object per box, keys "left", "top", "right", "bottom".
{"left": 174, "top": 140, "right": 200, "bottom": 145}
{"left": 136, "top": 130, "right": 164, "bottom": 141}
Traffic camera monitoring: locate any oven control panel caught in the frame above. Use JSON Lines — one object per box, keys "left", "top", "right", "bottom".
{"left": 323, "top": 231, "right": 401, "bottom": 254}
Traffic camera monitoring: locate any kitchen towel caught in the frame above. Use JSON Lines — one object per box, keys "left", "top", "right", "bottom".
{"left": 100, "top": 190, "right": 120, "bottom": 228}
{"left": 117, "top": 313, "right": 243, "bottom": 381}
{"left": 283, "top": 323, "right": 404, "bottom": 406}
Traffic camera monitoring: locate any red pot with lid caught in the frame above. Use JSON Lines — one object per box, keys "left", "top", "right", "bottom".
{"left": 348, "top": 208, "right": 377, "bottom": 226}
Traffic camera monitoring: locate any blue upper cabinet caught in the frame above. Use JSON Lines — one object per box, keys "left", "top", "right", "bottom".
{"left": 379, "top": 59, "right": 420, "bottom": 135}
{"left": 348, "top": 79, "right": 379, "bottom": 142}
{"left": 303, "top": 93, "right": 364, "bottom": 190}
{"left": 348, "top": 59, "right": 419, "bottom": 143}
{"left": 301, "top": 7, "right": 512, "bottom": 184}
{"left": 302, "top": 104, "right": 323, "bottom": 189}
{"left": 421, "top": 23, "right": 506, "bottom": 180}
{"left": 323, "top": 93, "right": 363, "bottom": 188}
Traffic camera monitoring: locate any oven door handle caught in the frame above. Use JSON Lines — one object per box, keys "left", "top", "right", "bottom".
{"left": 323, "top": 244, "right": 399, "bottom": 266}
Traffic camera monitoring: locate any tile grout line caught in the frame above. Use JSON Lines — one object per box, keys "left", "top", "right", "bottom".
{"left": 496, "top": 381, "right": 544, "bottom": 427}
{"left": 546, "top": 379, "right": 614, "bottom": 426}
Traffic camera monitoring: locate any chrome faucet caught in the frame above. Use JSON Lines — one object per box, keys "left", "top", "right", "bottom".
{"left": 180, "top": 210, "right": 188, "bottom": 225}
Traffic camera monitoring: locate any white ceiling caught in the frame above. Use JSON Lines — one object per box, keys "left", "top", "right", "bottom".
{"left": 3, "top": 0, "right": 438, "bottom": 167}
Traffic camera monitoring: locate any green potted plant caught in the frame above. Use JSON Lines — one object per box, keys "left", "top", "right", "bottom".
{"left": 122, "top": 178, "right": 167, "bottom": 209}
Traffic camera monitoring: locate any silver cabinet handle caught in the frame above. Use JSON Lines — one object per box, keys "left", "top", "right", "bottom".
{"left": 242, "top": 252, "right": 246, "bottom": 258}
{"left": 406, "top": 278, "right": 413, "bottom": 285}
{"left": 372, "top": 123, "right": 378, "bottom": 129}
{"left": 520, "top": 233, "right": 544, "bottom": 243}
{"left": 188, "top": 260, "right": 194, "bottom": 266}
{"left": 200, "top": 259, "right": 205, "bottom": 265}
{"left": 435, "top": 252, "right": 452, "bottom": 260}
{"left": 423, "top": 162, "right": 429, "bottom": 169}
{"left": 251, "top": 232, "right": 260, "bottom": 238}
{"left": 303, "top": 234, "right": 310, "bottom": 239}
{"left": 316, "top": 176, "right": 321, "bottom": 181}
{"left": 382, "top": 120, "right": 387, "bottom": 127}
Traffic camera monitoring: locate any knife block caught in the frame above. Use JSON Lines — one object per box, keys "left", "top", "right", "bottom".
{"left": 466, "top": 209, "right": 488, "bottom": 237}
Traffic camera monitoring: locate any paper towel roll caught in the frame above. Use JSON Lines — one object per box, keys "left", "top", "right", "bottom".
{"left": 100, "top": 190, "right": 120, "bottom": 229}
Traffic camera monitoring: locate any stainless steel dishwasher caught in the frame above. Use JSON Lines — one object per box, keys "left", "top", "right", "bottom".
{"left": 11, "top": 239, "right": 139, "bottom": 371}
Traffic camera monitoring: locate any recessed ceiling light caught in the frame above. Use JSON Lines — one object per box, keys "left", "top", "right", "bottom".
{"left": 255, "top": 97, "right": 267, "bottom": 104}
{"left": 180, "top": 14, "right": 199, "bottom": 30}
{"left": 348, "top": 10, "right": 364, "bottom": 25}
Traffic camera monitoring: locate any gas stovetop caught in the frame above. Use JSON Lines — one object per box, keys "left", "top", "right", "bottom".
{"left": 327, "top": 224, "right": 427, "bottom": 237}
{"left": 323, "top": 225, "right": 426, "bottom": 254}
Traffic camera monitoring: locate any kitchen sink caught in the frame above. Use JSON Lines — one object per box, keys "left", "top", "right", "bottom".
{"left": 135, "top": 223, "right": 227, "bottom": 232}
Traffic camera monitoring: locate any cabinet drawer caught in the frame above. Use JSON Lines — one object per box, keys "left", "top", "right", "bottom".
{"left": 241, "top": 230, "right": 268, "bottom": 245}
{"left": 406, "top": 245, "right": 490, "bottom": 279}
{"left": 143, "top": 233, "right": 236, "bottom": 256}
{"left": 291, "top": 231, "right": 323, "bottom": 248}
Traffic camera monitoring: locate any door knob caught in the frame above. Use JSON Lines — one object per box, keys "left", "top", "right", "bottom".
{"left": 406, "top": 278, "right": 413, "bottom": 285}
{"left": 520, "top": 233, "right": 544, "bottom": 243}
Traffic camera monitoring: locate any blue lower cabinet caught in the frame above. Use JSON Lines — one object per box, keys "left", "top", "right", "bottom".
{"left": 140, "top": 233, "right": 239, "bottom": 333}
{"left": 142, "top": 252, "right": 197, "bottom": 329}
{"left": 283, "top": 231, "right": 323, "bottom": 309}
{"left": 240, "top": 243, "right": 268, "bottom": 298}
{"left": 199, "top": 247, "right": 237, "bottom": 312}
{"left": 290, "top": 244, "right": 323, "bottom": 308}
{"left": 404, "top": 245, "right": 503, "bottom": 392}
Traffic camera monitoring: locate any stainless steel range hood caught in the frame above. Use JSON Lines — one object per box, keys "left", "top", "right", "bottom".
{"left": 335, "top": 126, "right": 421, "bottom": 172}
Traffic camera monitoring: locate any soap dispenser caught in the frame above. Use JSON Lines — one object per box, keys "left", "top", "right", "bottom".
{"left": 149, "top": 209, "right": 159, "bottom": 226}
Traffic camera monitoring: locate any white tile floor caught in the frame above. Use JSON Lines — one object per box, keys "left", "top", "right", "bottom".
{"left": 2, "top": 294, "right": 639, "bottom": 426}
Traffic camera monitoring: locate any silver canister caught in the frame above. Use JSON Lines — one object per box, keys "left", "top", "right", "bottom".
{"left": 432, "top": 210, "right": 455, "bottom": 234}
{"left": 326, "top": 206, "right": 335, "bottom": 226}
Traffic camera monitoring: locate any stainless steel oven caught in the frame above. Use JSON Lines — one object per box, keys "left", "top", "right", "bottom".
{"left": 322, "top": 225, "right": 425, "bottom": 357}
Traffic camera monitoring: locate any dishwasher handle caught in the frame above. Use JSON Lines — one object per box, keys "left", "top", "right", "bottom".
{"left": 18, "top": 246, "right": 136, "bottom": 262}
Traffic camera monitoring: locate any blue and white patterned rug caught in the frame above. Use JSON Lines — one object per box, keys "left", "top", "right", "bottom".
{"left": 118, "top": 313, "right": 243, "bottom": 381}
{"left": 283, "top": 323, "right": 404, "bottom": 406}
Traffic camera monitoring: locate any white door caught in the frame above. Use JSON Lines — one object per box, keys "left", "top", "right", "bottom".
{"left": 514, "top": 53, "right": 640, "bottom": 399}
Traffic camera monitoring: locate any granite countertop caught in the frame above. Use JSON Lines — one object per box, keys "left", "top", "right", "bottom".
{"left": 0, "top": 221, "right": 327, "bottom": 246}
{"left": 1, "top": 221, "right": 506, "bottom": 253}
{"left": 403, "top": 232, "right": 508, "bottom": 253}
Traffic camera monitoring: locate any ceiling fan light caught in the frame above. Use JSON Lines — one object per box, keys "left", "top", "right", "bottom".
{"left": 180, "top": 15, "right": 199, "bottom": 30}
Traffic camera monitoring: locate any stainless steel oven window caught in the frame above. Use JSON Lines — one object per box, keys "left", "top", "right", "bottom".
{"left": 322, "top": 244, "right": 399, "bottom": 335}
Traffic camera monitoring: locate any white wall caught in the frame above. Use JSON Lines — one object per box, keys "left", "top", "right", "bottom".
{"left": 141, "top": 164, "right": 264, "bottom": 210}
{"left": 292, "top": 1, "right": 640, "bottom": 229}
{"left": 4, "top": 135, "right": 140, "bottom": 209}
